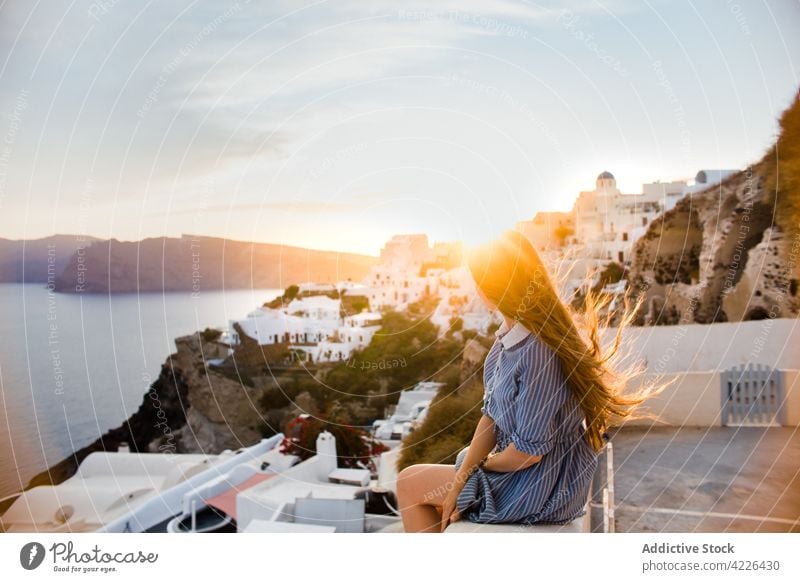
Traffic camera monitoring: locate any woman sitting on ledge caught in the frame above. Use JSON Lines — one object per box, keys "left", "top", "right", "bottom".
{"left": 397, "top": 229, "right": 649, "bottom": 533}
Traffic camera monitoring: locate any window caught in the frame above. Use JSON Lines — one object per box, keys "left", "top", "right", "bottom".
{"left": 622, "top": 232, "right": 628, "bottom": 241}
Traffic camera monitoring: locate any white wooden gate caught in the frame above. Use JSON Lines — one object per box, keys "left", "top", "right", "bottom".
{"left": 721, "top": 364, "right": 785, "bottom": 426}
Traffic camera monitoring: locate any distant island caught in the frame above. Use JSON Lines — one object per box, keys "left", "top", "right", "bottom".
{"left": 0, "top": 234, "right": 377, "bottom": 293}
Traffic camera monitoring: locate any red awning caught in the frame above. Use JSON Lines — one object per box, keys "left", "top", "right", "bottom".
{"left": 205, "top": 473, "right": 274, "bottom": 519}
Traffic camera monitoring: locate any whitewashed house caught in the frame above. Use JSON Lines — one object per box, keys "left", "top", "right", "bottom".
{"left": 571, "top": 171, "right": 665, "bottom": 265}
{"left": 430, "top": 266, "right": 495, "bottom": 335}
{"left": 516, "top": 169, "right": 738, "bottom": 272}
{"left": 359, "top": 236, "right": 494, "bottom": 336}
{"left": 227, "top": 294, "right": 384, "bottom": 363}
{"left": 316, "top": 311, "right": 383, "bottom": 363}
{"left": 359, "top": 234, "right": 459, "bottom": 310}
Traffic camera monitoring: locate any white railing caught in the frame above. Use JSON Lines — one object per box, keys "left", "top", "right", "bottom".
{"left": 721, "top": 364, "right": 784, "bottom": 426}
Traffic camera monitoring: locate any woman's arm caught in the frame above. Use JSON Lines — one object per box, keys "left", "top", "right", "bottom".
{"left": 453, "top": 414, "right": 497, "bottom": 485}
{"left": 440, "top": 414, "right": 497, "bottom": 531}
{"left": 481, "top": 442, "right": 541, "bottom": 472}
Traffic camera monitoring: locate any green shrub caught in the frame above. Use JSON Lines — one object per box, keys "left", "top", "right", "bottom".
{"left": 397, "top": 380, "right": 483, "bottom": 471}
{"left": 341, "top": 294, "right": 370, "bottom": 316}
{"left": 259, "top": 385, "right": 295, "bottom": 410}
{"left": 323, "top": 310, "right": 462, "bottom": 397}
{"left": 461, "top": 329, "right": 478, "bottom": 343}
{"left": 199, "top": 327, "right": 222, "bottom": 342}
{"left": 593, "top": 261, "right": 624, "bottom": 291}
{"left": 264, "top": 284, "right": 300, "bottom": 308}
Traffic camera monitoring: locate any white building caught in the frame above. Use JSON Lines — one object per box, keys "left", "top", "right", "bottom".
{"left": 359, "top": 234, "right": 462, "bottom": 311}
{"left": 359, "top": 236, "right": 494, "bottom": 335}
{"left": 373, "top": 381, "right": 444, "bottom": 441}
{"left": 226, "top": 234, "right": 494, "bottom": 357}
{"left": 228, "top": 295, "right": 382, "bottom": 363}
{"left": 1, "top": 436, "right": 286, "bottom": 533}
{"left": 641, "top": 169, "right": 737, "bottom": 213}
{"left": 642, "top": 179, "right": 687, "bottom": 213}
{"left": 316, "top": 311, "right": 383, "bottom": 363}
{"left": 515, "top": 169, "right": 741, "bottom": 302}
{"left": 236, "top": 431, "right": 401, "bottom": 533}
{"left": 429, "top": 266, "right": 496, "bottom": 335}
{"left": 524, "top": 169, "right": 739, "bottom": 268}
{"left": 335, "top": 280, "right": 366, "bottom": 293}
{"left": 573, "top": 171, "right": 664, "bottom": 264}
{"left": 516, "top": 211, "right": 575, "bottom": 251}
{"left": 682, "top": 168, "right": 738, "bottom": 196}
{"left": 286, "top": 295, "right": 340, "bottom": 320}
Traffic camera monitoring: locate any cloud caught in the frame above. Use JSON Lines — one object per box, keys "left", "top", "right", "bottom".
{"left": 145, "top": 117, "right": 289, "bottom": 179}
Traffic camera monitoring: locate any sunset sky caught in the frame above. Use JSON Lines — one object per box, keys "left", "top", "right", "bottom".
{"left": 1, "top": 0, "right": 798, "bottom": 255}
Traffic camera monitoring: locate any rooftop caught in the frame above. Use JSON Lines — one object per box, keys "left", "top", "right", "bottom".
{"left": 608, "top": 426, "right": 800, "bottom": 533}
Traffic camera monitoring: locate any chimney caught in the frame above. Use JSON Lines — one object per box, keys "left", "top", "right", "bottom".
{"left": 315, "top": 431, "right": 338, "bottom": 480}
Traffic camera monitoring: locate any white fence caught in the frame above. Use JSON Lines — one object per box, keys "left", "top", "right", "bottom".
{"left": 721, "top": 364, "right": 785, "bottom": 426}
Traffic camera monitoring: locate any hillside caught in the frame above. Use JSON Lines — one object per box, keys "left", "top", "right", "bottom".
{"left": 0, "top": 234, "right": 100, "bottom": 283}
{"left": 52, "top": 235, "right": 377, "bottom": 293}
{"left": 630, "top": 92, "right": 800, "bottom": 324}
{"left": 19, "top": 305, "right": 473, "bottom": 491}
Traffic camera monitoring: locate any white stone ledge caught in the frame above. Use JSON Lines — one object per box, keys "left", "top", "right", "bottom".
{"left": 444, "top": 514, "right": 588, "bottom": 533}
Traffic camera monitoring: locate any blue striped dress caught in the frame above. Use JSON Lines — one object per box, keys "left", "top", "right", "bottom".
{"left": 455, "top": 320, "right": 598, "bottom": 524}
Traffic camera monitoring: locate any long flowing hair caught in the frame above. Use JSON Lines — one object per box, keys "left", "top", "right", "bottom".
{"left": 467, "top": 229, "right": 653, "bottom": 453}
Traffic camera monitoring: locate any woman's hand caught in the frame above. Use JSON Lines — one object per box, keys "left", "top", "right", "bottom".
{"left": 440, "top": 485, "right": 462, "bottom": 532}
{"left": 481, "top": 443, "right": 541, "bottom": 472}
{"left": 437, "top": 414, "right": 497, "bottom": 532}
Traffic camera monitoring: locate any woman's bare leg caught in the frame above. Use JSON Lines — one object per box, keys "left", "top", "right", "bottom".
{"left": 396, "top": 464, "right": 456, "bottom": 533}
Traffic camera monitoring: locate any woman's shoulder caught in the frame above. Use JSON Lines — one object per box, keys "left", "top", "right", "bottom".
{"left": 515, "top": 333, "right": 569, "bottom": 385}
{"left": 516, "top": 331, "right": 556, "bottom": 365}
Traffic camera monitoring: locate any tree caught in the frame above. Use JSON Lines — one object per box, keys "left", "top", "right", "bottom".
{"left": 264, "top": 284, "right": 300, "bottom": 308}
{"left": 284, "top": 284, "right": 300, "bottom": 301}
{"left": 199, "top": 327, "right": 222, "bottom": 342}
{"left": 446, "top": 317, "right": 463, "bottom": 338}
{"left": 397, "top": 380, "right": 483, "bottom": 470}
{"left": 593, "top": 261, "right": 625, "bottom": 292}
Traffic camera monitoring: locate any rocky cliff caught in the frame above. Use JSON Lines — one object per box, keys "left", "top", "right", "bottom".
{"left": 167, "top": 334, "right": 276, "bottom": 453}
{"left": 22, "top": 332, "right": 309, "bottom": 491}
{"left": 24, "top": 354, "right": 191, "bottom": 490}
{"left": 52, "top": 234, "right": 377, "bottom": 293}
{"left": 0, "top": 234, "right": 100, "bottom": 283}
{"left": 630, "top": 94, "right": 800, "bottom": 324}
